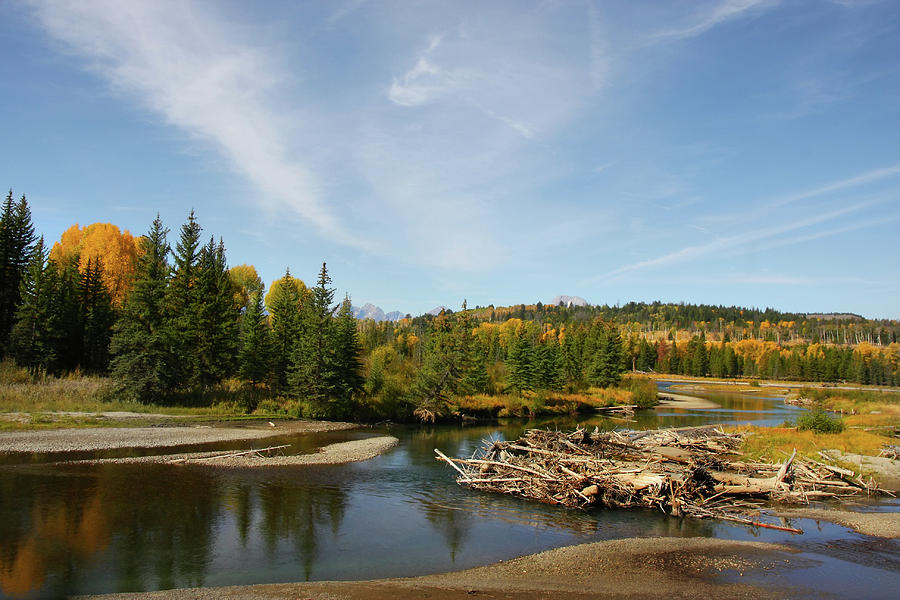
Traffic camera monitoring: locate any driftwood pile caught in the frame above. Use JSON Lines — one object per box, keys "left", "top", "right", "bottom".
{"left": 436, "top": 426, "right": 881, "bottom": 534}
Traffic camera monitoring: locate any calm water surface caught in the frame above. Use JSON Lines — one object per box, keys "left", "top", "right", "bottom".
{"left": 0, "top": 383, "right": 897, "bottom": 598}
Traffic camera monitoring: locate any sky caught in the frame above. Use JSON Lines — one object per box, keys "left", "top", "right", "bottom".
{"left": 1, "top": 0, "right": 898, "bottom": 319}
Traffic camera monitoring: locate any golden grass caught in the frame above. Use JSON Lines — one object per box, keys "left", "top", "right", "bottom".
{"left": 735, "top": 425, "right": 893, "bottom": 462}
{"left": 452, "top": 388, "right": 637, "bottom": 418}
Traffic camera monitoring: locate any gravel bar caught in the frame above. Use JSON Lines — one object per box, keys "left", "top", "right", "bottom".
{"left": 0, "top": 420, "right": 355, "bottom": 453}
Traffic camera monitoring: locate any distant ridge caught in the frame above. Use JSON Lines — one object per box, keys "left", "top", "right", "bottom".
{"left": 427, "top": 305, "right": 448, "bottom": 316}
{"left": 805, "top": 313, "right": 863, "bottom": 321}
{"left": 351, "top": 303, "right": 403, "bottom": 322}
{"left": 550, "top": 295, "right": 589, "bottom": 308}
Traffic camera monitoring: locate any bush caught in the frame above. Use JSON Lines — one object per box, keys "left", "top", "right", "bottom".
{"left": 623, "top": 376, "right": 659, "bottom": 408}
{"left": 796, "top": 410, "right": 844, "bottom": 434}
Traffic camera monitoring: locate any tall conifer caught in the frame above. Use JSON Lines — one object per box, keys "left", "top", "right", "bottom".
{"left": 110, "top": 216, "right": 175, "bottom": 403}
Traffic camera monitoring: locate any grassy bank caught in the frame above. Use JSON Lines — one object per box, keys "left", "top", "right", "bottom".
{"left": 735, "top": 386, "right": 898, "bottom": 475}
{"left": 451, "top": 376, "right": 659, "bottom": 419}
{"left": 1, "top": 359, "right": 660, "bottom": 428}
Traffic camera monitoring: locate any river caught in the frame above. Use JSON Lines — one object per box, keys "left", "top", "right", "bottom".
{"left": 0, "top": 383, "right": 897, "bottom": 598}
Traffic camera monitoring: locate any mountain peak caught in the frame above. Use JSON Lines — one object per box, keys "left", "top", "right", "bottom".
{"left": 550, "top": 295, "right": 589, "bottom": 308}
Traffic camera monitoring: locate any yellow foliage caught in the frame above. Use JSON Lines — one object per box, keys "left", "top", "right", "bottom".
{"left": 49, "top": 223, "right": 140, "bottom": 305}
{"left": 264, "top": 275, "right": 308, "bottom": 312}
{"left": 229, "top": 264, "right": 263, "bottom": 308}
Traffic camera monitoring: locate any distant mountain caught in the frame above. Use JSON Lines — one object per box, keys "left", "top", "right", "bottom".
{"left": 805, "top": 313, "right": 863, "bottom": 321}
{"left": 550, "top": 295, "right": 589, "bottom": 308}
{"left": 427, "top": 305, "right": 448, "bottom": 316}
{"left": 351, "top": 303, "right": 404, "bottom": 322}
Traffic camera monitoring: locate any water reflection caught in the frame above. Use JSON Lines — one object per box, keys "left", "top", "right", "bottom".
{"left": 0, "top": 383, "right": 892, "bottom": 598}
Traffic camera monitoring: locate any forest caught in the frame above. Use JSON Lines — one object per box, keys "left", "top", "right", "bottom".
{"left": 1, "top": 190, "right": 898, "bottom": 422}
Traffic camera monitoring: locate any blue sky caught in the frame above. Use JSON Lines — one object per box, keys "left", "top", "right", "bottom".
{"left": 1, "top": 0, "right": 898, "bottom": 318}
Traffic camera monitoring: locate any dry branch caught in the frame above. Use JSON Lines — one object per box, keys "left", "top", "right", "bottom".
{"left": 436, "top": 427, "right": 884, "bottom": 535}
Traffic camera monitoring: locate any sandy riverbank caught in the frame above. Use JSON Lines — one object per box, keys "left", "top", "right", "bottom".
{"left": 0, "top": 420, "right": 355, "bottom": 453}
{"left": 62, "top": 436, "right": 400, "bottom": 467}
{"left": 774, "top": 507, "right": 900, "bottom": 538}
{"left": 656, "top": 392, "right": 719, "bottom": 409}
{"left": 79, "top": 537, "right": 799, "bottom": 600}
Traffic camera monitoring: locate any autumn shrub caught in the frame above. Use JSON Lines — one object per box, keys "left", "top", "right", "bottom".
{"left": 622, "top": 376, "right": 659, "bottom": 408}
{"left": 796, "top": 410, "right": 844, "bottom": 434}
{"left": 0, "top": 359, "right": 33, "bottom": 384}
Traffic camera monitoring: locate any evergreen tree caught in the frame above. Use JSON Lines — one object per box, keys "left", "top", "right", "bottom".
{"left": 410, "top": 312, "right": 468, "bottom": 420}
{"left": 110, "top": 216, "right": 176, "bottom": 403}
{"left": 289, "top": 262, "right": 336, "bottom": 415}
{"left": 268, "top": 269, "right": 302, "bottom": 392}
{"left": 54, "top": 256, "right": 84, "bottom": 371}
{"left": 533, "top": 340, "right": 563, "bottom": 391}
{"left": 167, "top": 210, "right": 203, "bottom": 388}
{"left": 0, "top": 191, "right": 37, "bottom": 349}
{"left": 506, "top": 335, "right": 535, "bottom": 393}
{"left": 586, "top": 321, "right": 624, "bottom": 388}
{"left": 329, "top": 295, "right": 365, "bottom": 417}
{"left": 193, "top": 237, "right": 239, "bottom": 388}
{"left": 9, "top": 238, "right": 62, "bottom": 374}
{"left": 238, "top": 289, "right": 273, "bottom": 385}
{"left": 80, "top": 258, "right": 115, "bottom": 373}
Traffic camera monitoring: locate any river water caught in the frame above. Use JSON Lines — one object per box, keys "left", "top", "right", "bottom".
{"left": 0, "top": 383, "right": 897, "bottom": 598}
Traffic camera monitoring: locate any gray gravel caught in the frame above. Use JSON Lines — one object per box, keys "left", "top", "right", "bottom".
{"left": 64, "top": 435, "right": 400, "bottom": 467}
{"left": 0, "top": 420, "right": 355, "bottom": 453}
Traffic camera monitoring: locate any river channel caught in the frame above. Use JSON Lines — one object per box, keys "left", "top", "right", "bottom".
{"left": 0, "top": 383, "right": 897, "bottom": 598}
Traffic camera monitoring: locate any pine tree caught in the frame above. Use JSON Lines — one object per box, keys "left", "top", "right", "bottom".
{"left": 410, "top": 312, "right": 466, "bottom": 420}
{"left": 289, "top": 262, "right": 336, "bottom": 416}
{"left": 238, "top": 289, "right": 273, "bottom": 385}
{"left": 586, "top": 321, "right": 624, "bottom": 388}
{"left": 54, "top": 256, "right": 84, "bottom": 371}
{"left": 193, "top": 237, "right": 239, "bottom": 388}
{"left": 533, "top": 340, "right": 563, "bottom": 391}
{"left": 110, "top": 216, "right": 176, "bottom": 403}
{"left": 0, "top": 191, "right": 37, "bottom": 349}
{"left": 268, "top": 269, "right": 302, "bottom": 392}
{"left": 329, "top": 295, "right": 364, "bottom": 418}
{"left": 9, "top": 238, "right": 62, "bottom": 374}
{"left": 167, "top": 210, "right": 203, "bottom": 388}
{"left": 506, "top": 335, "right": 535, "bottom": 393}
{"left": 80, "top": 258, "right": 115, "bottom": 373}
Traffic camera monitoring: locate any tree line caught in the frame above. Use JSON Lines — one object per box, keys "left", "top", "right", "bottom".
{"left": 2, "top": 190, "right": 897, "bottom": 423}
{"left": 0, "top": 195, "right": 364, "bottom": 418}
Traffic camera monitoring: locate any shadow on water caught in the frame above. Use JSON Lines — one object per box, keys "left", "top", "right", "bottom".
{"left": 0, "top": 383, "right": 897, "bottom": 598}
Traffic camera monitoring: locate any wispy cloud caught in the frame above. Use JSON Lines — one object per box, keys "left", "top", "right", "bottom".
{"left": 647, "top": 0, "right": 777, "bottom": 42}
{"left": 596, "top": 195, "right": 884, "bottom": 281}
{"left": 28, "top": 0, "right": 361, "bottom": 246}
{"left": 767, "top": 164, "right": 900, "bottom": 209}
{"left": 696, "top": 273, "right": 877, "bottom": 286}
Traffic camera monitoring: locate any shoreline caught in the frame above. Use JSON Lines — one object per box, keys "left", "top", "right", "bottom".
{"left": 0, "top": 420, "right": 356, "bottom": 454}
{"left": 79, "top": 537, "right": 799, "bottom": 599}
{"left": 60, "top": 435, "right": 400, "bottom": 467}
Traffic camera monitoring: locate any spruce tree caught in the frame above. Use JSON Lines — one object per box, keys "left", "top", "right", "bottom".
{"left": 329, "top": 295, "right": 364, "bottom": 417}
{"left": 238, "top": 289, "right": 273, "bottom": 385}
{"left": 289, "top": 262, "right": 336, "bottom": 416}
{"left": 167, "top": 210, "right": 203, "bottom": 388}
{"left": 193, "top": 237, "right": 239, "bottom": 388}
{"left": 506, "top": 335, "right": 535, "bottom": 393}
{"left": 586, "top": 321, "right": 624, "bottom": 388}
{"left": 0, "top": 191, "right": 37, "bottom": 349}
{"left": 9, "top": 238, "right": 62, "bottom": 374}
{"left": 533, "top": 340, "right": 563, "bottom": 391}
{"left": 80, "top": 258, "right": 115, "bottom": 373}
{"left": 268, "top": 269, "right": 302, "bottom": 392}
{"left": 110, "top": 216, "right": 176, "bottom": 403}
